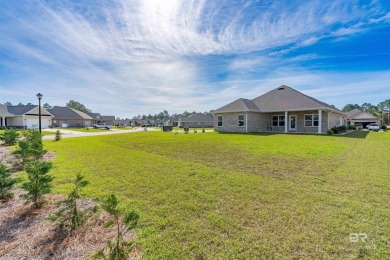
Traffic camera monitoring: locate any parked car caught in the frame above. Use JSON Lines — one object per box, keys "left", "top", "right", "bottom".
{"left": 367, "top": 123, "right": 380, "bottom": 131}
{"left": 93, "top": 123, "right": 112, "bottom": 129}
{"left": 354, "top": 124, "right": 363, "bottom": 130}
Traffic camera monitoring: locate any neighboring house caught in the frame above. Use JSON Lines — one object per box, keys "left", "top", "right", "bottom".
{"left": 48, "top": 106, "right": 93, "bottom": 127}
{"left": 100, "top": 116, "right": 115, "bottom": 125}
{"left": 178, "top": 113, "right": 214, "bottom": 128}
{"left": 346, "top": 109, "right": 381, "bottom": 128}
{"left": 87, "top": 113, "right": 103, "bottom": 125}
{"left": 213, "top": 85, "right": 347, "bottom": 133}
{"left": 164, "top": 117, "right": 179, "bottom": 127}
{"left": 0, "top": 104, "right": 53, "bottom": 129}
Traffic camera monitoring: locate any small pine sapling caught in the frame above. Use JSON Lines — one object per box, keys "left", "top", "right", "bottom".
{"left": 21, "top": 161, "right": 53, "bottom": 208}
{"left": 49, "top": 173, "right": 90, "bottom": 229}
{"left": 0, "top": 163, "right": 21, "bottom": 201}
{"left": 54, "top": 130, "right": 62, "bottom": 141}
{"left": 94, "top": 194, "right": 139, "bottom": 260}
{"left": 0, "top": 129, "right": 19, "bottom": 146}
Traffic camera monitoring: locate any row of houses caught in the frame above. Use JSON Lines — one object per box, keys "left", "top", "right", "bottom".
{"left": 0, "top": 86, "right": 382, "bottom": 132}
{"left": 114, "top": 113, "right": 214, "bottom": 128}
{"left": 0, "top": 105, "right": 115, "bottom": 129}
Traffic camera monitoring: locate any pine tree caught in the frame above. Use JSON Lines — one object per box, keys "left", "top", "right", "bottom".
{"left": 54, "top": 130, "right": 62, "bottom": 141}
{"left": 49, "top": 173, "right": 90, "bottom": 229}
{"left": 94, "top": 194, "right": 139, "bottom": 260}
{"left": 21, "top": 161, "right": 53, "bottom": 208}
{"left": 0, "top": 163, "right": 21, "bottom": 200}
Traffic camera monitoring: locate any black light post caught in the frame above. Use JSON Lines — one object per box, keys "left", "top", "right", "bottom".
{"left": 36, "top": 93, "right": 43, "bottom": 133}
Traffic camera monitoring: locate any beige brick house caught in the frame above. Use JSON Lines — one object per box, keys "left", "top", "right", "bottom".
{"left": 212, "top": 85, "right": 347, "bottom": 134}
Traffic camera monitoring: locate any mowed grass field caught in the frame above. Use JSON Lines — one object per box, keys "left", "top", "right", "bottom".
{"left": 43, "top": 131, "right": 390, "bottom": 259}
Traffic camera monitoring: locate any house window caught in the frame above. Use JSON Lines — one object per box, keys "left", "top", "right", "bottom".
{"left": 217, "top": 116, "right": 223, "bottom": 127}
{"left": 238, "top": 114, "right": 245, "bottom": 127}
{"left": 305, "top": 114, "right": 319, "bottom": 127}
{"left": 272, "top": 115, "right": 285, "bottom": 126}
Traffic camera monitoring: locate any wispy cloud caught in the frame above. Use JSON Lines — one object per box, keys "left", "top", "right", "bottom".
{"left": 0, "top": 0, "right": 389, "bottom": 116}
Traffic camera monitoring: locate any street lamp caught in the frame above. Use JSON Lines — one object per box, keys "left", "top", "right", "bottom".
{"left": 36, "top": 93, "right": 43, "bottom": 133}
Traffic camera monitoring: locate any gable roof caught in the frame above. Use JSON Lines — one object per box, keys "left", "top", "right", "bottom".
{"left": 7, "top": 105, "right": 37, "bottom": 115}
{"left": 87, "top": 113, "right": 102, "bottom": 120}
{"left": 179, "top": 113, "right": 214, "bottom": 122}
{"left": 213, "top": 85, "right": 345, "bottom": 114}
{"left": 213, "top": 98, "right": 261, "bottom": 113}
{"left": 101, "top": 116, "right": 115, "bottom": 121}
{"left": 0, "top": 104, "right": 14, "bottom": 117}
{"left": 48, "top": 106, "right": 93, "bottom": 120}
{"left": 346, "top": 109, "right": 379, "bottom": 120}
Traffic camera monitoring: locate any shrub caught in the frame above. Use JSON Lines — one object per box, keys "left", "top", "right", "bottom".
{"left": 331, "top": 127, "right": 339, "bottom": 134}
{"left": 94, "top": 194, "right": 139, "bottom": 260}
{"left": 327, "top": 129, "right": 334, "bottom": 135}
{"left": 13, "top": 129, "right": 47, "bottom": 169}
{"left": 381, "top": 125, "right": 387, "bottom": 130}
{"left": 21, "top": 161, "right": 53, "bottom": 208}
{"left": 338, "top": 125, "right": 347, "bottom": 131}
{"left": 347, "top": 125, "right": 356, "bottom": 130}
{"left": 49, "top": 173, "right": 91, "bottom": 229}
{"left": 54, "top": 130, "right": 62, "bottom": 141}
{"left": 0, "top": 163, "right": 21, "bottom": 200}
{"left": 0, "top": 129, "right": 19, "bottom": 146}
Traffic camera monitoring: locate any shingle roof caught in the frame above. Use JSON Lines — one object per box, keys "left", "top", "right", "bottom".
{"left": 7, "top": 105, "right": 37, "bottom": 115}
{"left": 252, "top": 86, "right": 340, "bottom": 112}
{"left": 87, "top": 113, "right": 102, "bottom": 120}
{"left": 346, "top": 109, "right": 379, "bottom": 120}
{"left": 213, "top": 85, "right": 344, "bottom": 114}
{"left": 0, "top": 104, "right": 14, "bottom": 117}
{"left": 179, "top": 113, "right": 214, "bottom": 122}
{"left": 48, "top": 106, "right": 93, "bottom": 120}
{"left": 346, "top": 109, "right": 362, "bottom": 118}
{"left": 101, "top": 116, "right": 115, "bottom": 121}
{"left": 213, "top": 98, "right": 261, "bottom": 113}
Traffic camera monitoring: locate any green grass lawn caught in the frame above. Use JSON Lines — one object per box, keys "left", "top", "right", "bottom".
{"left": 42, "top": 131, "right": 390, "bottom": 259}
{"left": 57, "top": 127, "right": 111, "bottom": 132}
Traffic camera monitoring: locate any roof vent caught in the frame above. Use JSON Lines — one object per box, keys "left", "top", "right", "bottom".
{"left": 278, "top": 85, "right": 286, "bottom": 90}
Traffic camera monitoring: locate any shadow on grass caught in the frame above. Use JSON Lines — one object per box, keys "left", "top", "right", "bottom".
{"left": 217, "top": 130, "right": 370, "bottom": 139}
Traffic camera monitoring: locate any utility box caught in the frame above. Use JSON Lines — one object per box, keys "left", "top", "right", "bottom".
{"left": 162, "top": 126, "right": 173, "bottom": 132}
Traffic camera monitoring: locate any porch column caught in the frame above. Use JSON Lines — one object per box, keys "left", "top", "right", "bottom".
{"left": 284, "top": 111, "right": 288, "bottom": 133}
{"left": 318, "top": 110, "right": 322, "bottom": 134}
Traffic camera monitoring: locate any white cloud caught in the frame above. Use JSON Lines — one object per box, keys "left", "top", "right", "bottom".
{"left": 0, "top": 0, "right": 389, "bottom": 116}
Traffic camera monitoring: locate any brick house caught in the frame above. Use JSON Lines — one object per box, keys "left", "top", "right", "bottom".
{"left": 212, "top": 85, "right": 346, "bottom": 134}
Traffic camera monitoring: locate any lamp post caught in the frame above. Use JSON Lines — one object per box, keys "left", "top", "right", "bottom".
{"left": 36, "top": 93, "right": 43, "bottom": 133}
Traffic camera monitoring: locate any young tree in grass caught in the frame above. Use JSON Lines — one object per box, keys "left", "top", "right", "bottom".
{"left": 49, "top": 173, "right": 90, "bottom": 229}
{"left": 54, "top": 130, "right": 62, "bottom": 141}
{"left": 94, "top": 194, "right": 139, "bottom": 260}
{"left": 0, "top": 129, "right": 19, "bottom": 146}
{"left": 0, "top": 163, "right": 21, "bottom": 200}
{"left": 21, "top": 161, "right": 53, "bottom": 208}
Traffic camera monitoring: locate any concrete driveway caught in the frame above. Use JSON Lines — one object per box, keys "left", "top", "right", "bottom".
{"left": 42, "top": 127, "right": 160, "bottom": 140}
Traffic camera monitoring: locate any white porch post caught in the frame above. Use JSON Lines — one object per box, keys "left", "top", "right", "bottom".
{"left": 318, "top": 110, "right": 322, "bottom": 134}
{"left": 245, "top": 112, "right": 248, "bottom": 133}
{"left": 284, "top": 111, "right": 288, "bottom": 133}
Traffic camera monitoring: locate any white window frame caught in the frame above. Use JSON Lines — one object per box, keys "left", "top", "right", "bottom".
{"left": 217, "top": 115, "right": 223, "bottom": 127}
{"left": 238, "top": 114, "right": 245, "bottom": 127}
{"left": 272, "top": 115, "right": 285, "bottom": 127}
{"left": 304, "top": 114, "right": 319, "bottom": 127}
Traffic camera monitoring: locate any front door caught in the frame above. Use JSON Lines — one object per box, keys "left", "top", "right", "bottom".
{"left": 289, "top": 115, "right": 297, "bottom": 131}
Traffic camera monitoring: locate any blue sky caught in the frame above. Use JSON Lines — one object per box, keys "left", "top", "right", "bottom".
{"left": 0, "top": 0, "right": 389, "bottom": 118}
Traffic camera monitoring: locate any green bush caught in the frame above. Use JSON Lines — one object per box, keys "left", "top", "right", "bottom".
{"left": 0, "top": 163, "right": 21, "bottom": 200}
{"left": 54, "top": 130, "right": 62, "bottom": 141}
{"left": 331, "top": 127, "right": 339, "bottom": 134}
{"left": 327, "top": 129, "right": 334, "bottom": 135}
{"left": 347, "top": 125, "right": 356, "bottom": 130}
{"left": 338, "top": 125, "right": 347, "bottom": 131}
{"left": 21, "top": 161, "right": 53, "bottom": 208}
{"left": 381, "top": 125, "right": 387, "bottom": 130}
{"left": 0, "top": 129, "right": 19, "bottom": 146}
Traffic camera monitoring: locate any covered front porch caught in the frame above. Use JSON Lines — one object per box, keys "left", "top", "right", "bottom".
{"left": 261, "top": 110, "right": 326, "bottom": 134}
